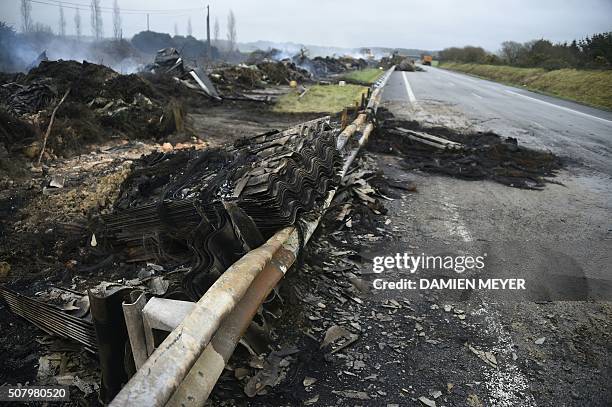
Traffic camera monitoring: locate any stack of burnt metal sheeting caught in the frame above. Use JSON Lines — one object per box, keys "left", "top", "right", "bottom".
{"left": 103, "top": 117, "right": 340, "bottom": 299}
{"left": 229, "top": 120, "right": 339, "bottom": 232}
{"left": 0, "top": 287, "right": 98, "bottom": 353}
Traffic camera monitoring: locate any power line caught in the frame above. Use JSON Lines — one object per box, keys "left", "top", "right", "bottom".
{"left": 30, "top": 0, "right": 202, "bottom": 13}
{"left": 18, "top": 0, "right": 201, "bottom": 15}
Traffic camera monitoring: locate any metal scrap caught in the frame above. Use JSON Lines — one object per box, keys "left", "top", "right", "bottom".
{"left": 145, "top": 48, "right": 221, "bottom": 100}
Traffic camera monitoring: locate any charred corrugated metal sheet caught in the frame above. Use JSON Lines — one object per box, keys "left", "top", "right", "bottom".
{"left": 102, "top": 117, "right": 340, "bottom": 299}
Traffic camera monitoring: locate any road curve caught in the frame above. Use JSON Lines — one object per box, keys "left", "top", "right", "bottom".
{"left": 382, "top": 66, "right": 612, "bottom": 176}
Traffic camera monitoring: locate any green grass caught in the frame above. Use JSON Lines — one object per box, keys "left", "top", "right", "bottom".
{"left": 273, "top": 84, "right": 369, "bottom": 113}
{"left": 341, "top": 68, "right": 384, "bottom": 84}
{"left": 440, "top": 62, "right": 612, "bottom": 110}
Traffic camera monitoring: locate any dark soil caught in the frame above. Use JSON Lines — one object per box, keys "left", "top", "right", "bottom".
{"left": 0, "top": 60, "right": 192, "bottom": 166}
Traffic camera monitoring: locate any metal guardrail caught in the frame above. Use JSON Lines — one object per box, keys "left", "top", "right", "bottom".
{"left": 366, "top": 65, "right": 395, "bottom": 114}
{"left": 110, "top": 66, "right": 396, "bottom": 407}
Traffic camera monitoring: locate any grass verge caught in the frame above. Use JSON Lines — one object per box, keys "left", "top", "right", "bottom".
{"left": 273, "top": 84, "right": 368, "bottom": 114}
{"left": 440, "top": 62, "right": 612, "bottom": 111}
{"left": 341, "top": 68, "right": 384, "bottom": 84}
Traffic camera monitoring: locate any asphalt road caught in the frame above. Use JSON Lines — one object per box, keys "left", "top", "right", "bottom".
{"left": 382, "top": 66, "right": 612, "bottom": 176}
{"left": 379, "top": 67, "right": 612, "bottom": 290}
{"left": 372, "top": 67, "right": 612, "bottom": 405}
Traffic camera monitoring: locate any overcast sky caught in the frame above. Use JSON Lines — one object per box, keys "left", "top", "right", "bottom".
{"left": 1, "top": 0, "right": 611, "bottom": 51}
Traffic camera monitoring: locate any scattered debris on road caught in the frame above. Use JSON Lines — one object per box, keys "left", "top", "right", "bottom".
{"left": 372, "top": 109, "right": 563, "bottom": 189}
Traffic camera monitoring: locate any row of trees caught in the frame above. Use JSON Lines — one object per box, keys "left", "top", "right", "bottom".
{"left": 438, "top": 32, "right": 612, "bottom": 70}
{"left": 20, "top": 0, "right": 114, "bottom": 40}
{"left": 19, "top": 0, "right": 238, "bottom": 51}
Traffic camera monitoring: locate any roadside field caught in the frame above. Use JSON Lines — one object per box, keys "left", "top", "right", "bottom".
{"left": 440, "top": 62, "right": 612, "bottom": 110}
{"left": 341, "top": 68, "right": 384, "bottom": 84}
{"left": 273, "top": 84, "right": 369, "bottom": 113}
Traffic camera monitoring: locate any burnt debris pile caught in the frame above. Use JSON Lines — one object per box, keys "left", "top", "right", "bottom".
{"left": 373, "top": 110, "right": 562, "bottom": 189}
{"left": 0, "top": 60, "right": 185, "bottom": 160}
{"left": 144, "top": 48, "right": 221, "bottom": 100}
{"left": 217, "top": 49, "right": 371, "bottom": 93}
{"left": 103, "top": 117, "right": 340, "bottom": 299}
{"left": 293, "top": 55, "right": 369, "bottom": 78}
{"left": 396, "top": 58, "right": 424, "bottom": 72}
{"left": 380, "top": 53, "right": 404, "bottom": 69}
{"left": 209, "top": 61, "right": 310, "bottom": 98}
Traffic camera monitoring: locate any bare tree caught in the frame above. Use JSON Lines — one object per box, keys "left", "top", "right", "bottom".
{"left": 499, "top": 41, "right": 524, "bottom": 65}
{"left": 74, "top": 8, "right": 82, "bottom": 38}
{"left": 112, "top": 0, "right": 122, "bottom": 39}
{"left": 90, "top": 0, "right": 103, "bottom": 39}
{"left": 187, "top": 17, "right": 192, "bottom": 36}
{"left": 58, "top": 3, "right": 66, "bottom": 36}
{"left": 174, "top": 22, "right": 178, "bottom": 36}
{"left": 20, "top": 0, "right": 32, "bottom": 33}
{"left": 31, "top": 22, "right": 53, "bottom": 34}
{"left": 213, "top": 17, "right": 219, "bottom": 44}
{"left": 226, "top": 10, "right": 236, "bottom": 52}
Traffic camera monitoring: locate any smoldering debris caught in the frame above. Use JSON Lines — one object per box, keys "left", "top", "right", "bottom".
{"left": 372, "top": 109, "right": 562, "bottom": 189}
{"left": 144, "top": 48, "right": 221, "bottom": 100}
{"left": 246, "top": 48, "right": 284, "bottom": 65}
{"left": 144, "top": 48, "right": 312, "bottom": 101}
{"left": 293, "top": 54, "right": 369, "bottom": 78}
{"left": 209, "top": 61, "right": 310, "bottom": 100}
{"left": 396, "top": 58, "right": 424, "bottom": 72}
{"left": 0, "top": 60, "right": 189, "bottom": 161}
{"left": 380, "top": 53, "right": 404, "bottom": 69}
{"left": 245, "top": 48, "right": 371, "bottom": 79}
{"left": 4, "top": 80, "right": 56, "bottom": 116}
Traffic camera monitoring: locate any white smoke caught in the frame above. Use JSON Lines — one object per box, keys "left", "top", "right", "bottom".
{"left": 2, "top": 34, "right": 145, "bottom": 74}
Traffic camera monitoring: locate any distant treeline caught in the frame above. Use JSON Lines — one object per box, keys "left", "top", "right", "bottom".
{"left": 439, "top": 32, "right": 612, "bottom": 70}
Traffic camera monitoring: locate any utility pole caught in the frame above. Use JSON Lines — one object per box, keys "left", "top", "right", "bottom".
{"left": 147, "top": 13, "right": 150, "bottom": 31}
{"left": 206, "top": 4, "right": 211, "bottom": 59}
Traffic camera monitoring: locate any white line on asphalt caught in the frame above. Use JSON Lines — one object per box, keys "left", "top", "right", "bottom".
{"left": 505, "top": 90, "right": 612, "bottom": 125}
{"left": 472, "top": 92, "right": 483, "bottom": 99}
{"left": 441, "top": 200, "right": 472, "bottom": 243}
{"left": 475, "top": 301, "right": 537, "bottom": 407}
{"left": 401, "top": 71, "right": 416, "bottom": 103}
{"left": 532, "top": 121, "right": 545, "bottom": 129}
{"left": 433, "top": 67, "right": 479, "bottom": 83}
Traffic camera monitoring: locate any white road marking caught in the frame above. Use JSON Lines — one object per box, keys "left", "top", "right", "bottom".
{"left": 436, "top": 186, "right": 534, "bottom": 405}
{"left": 505, "top": 90, "right": 612, "bottom": 125}
{"left": 433, "top": 67, "right": 479, "bottom": 83}
{"left": 441, "top": 199, "right": 472, "bottom": 243}
{"left": 532, "top": 121, "right": 545, "bottom": 129}
{"left": 474, "top": 302, "right": 537, "bottom": 407}
{"left": 440, "top": 194, "right": 533, "bottom": 404}
{"left": 401, "top": 71, "right": 416, "bottom": 103}
{"left": 472, "top": 92, "right": 483, "bottom": 99}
